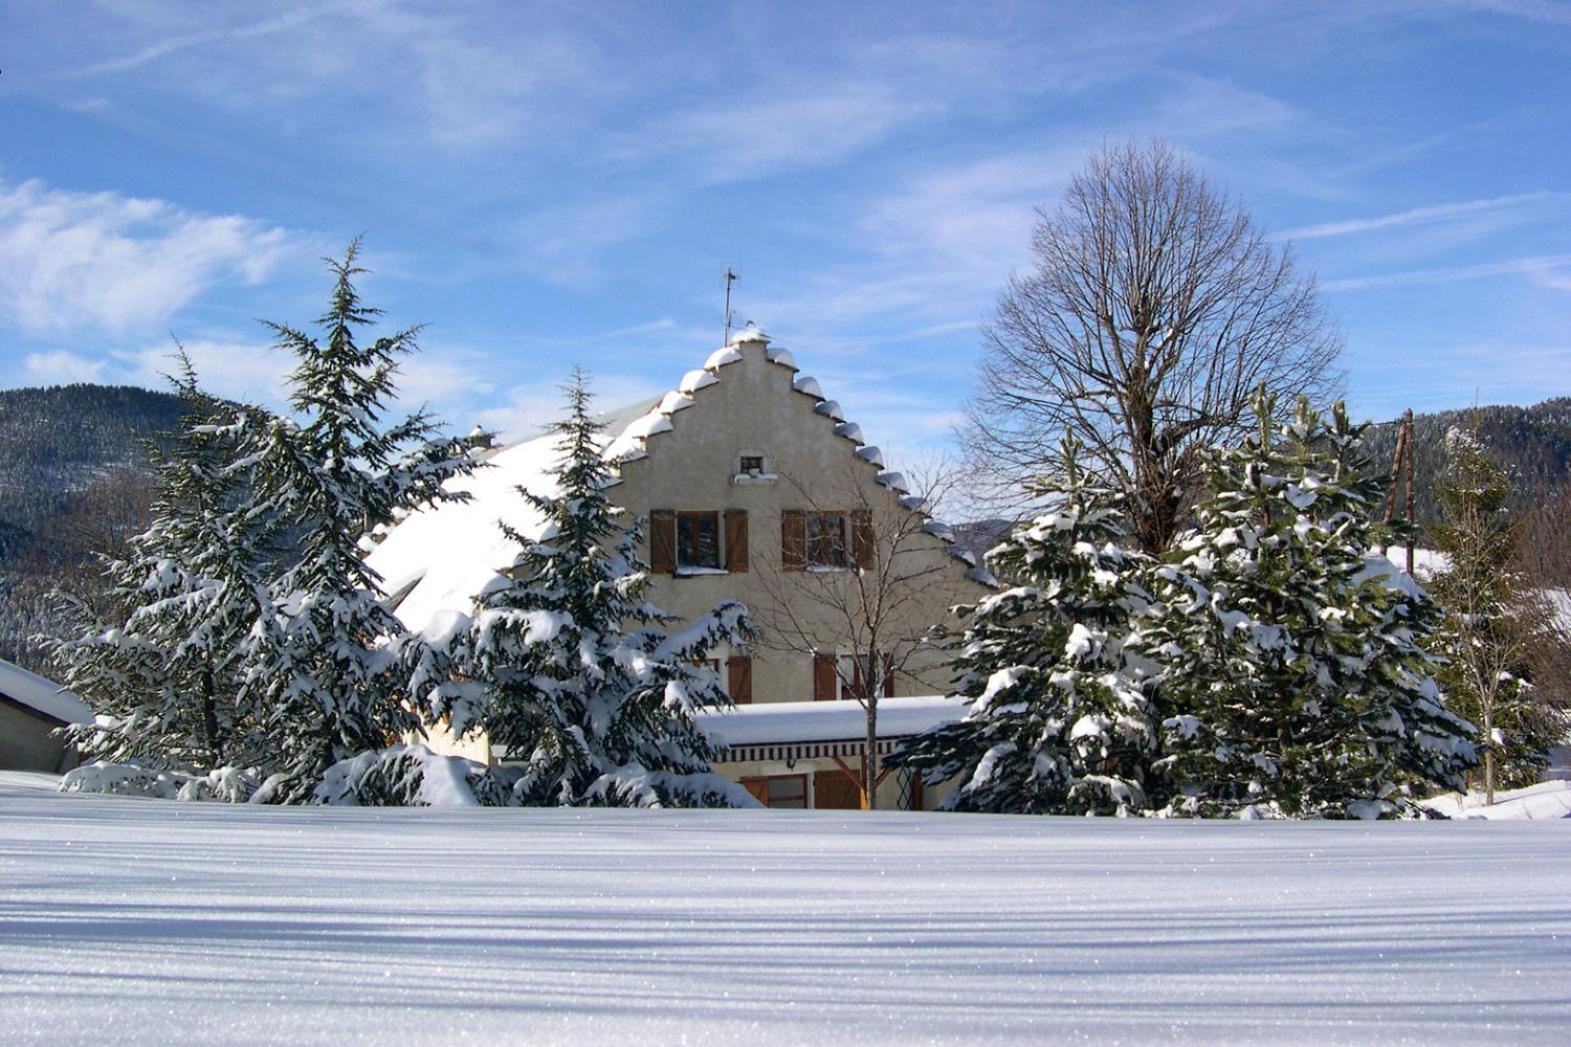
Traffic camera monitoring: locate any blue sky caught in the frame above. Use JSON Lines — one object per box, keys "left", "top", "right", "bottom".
{"left": 2, "top": 1, "right": 1569, "bottom": 470}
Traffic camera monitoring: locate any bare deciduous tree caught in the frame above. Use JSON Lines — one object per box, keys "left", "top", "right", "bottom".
{"left": 752, "top": 459, "right": 972, "bottom": 809}
{"left": 1514, "top": 481, "right": 1571, "bottom": 746}
{"left": 964, "top": 138, "right": 1344, "bottom": 553}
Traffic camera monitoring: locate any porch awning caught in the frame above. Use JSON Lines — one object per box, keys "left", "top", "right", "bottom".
{"left": 698, "top": 695, "right": 965, "bottom": 764}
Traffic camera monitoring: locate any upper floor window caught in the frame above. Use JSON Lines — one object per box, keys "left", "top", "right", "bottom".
{"left": 782, "top": 509, "right": 874, "bottom": 571}
{"left": 739, "top": 454, "right": 766, "bottom": 476}
{"left": 649, "top": 509, "right": 749, "bottom": 575}
{"left": 677, "top": 510, "right": 721, "bottom": 569}
{"left": 806, "top": 511, "right": 847, "bottom": 568}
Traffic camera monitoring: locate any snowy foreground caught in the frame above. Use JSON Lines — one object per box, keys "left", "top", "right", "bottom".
{"left": 2, "top": 776, "right": 1569, "bottom": 1045}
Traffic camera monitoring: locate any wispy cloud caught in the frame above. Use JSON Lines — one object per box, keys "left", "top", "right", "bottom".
{"left": 1278, "top": 191, "right": 1563, "bottom": 240}
{"left": 1323, "top": 252, "right": 1571, "bottom": 291}
{"left": 22, "top": 350, "right": 108, "bottom": 384}
{"left": 0, "top": 177, "right": 302, "bottom": 337}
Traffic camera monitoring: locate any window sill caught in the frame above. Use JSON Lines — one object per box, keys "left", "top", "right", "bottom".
{"left": 804, "top": 564, "right": 853, "bottom": 574}
{"left": 731, "top": 472, "right": 778, "bottom": 486}
{"left": 674, "top": 566, "right": 731, "bottom": 577}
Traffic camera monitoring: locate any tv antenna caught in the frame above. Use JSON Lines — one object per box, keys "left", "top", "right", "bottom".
{"left": 722, "top": 267, "right": 739, "bottom": 345}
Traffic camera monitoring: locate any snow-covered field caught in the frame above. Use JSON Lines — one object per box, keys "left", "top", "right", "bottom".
{"left": 2, "top": 775, "right": 1568, "bottom": 1045}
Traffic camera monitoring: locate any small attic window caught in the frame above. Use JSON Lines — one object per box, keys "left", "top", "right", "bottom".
{"left": 740, "top": 454, "right": 765, "bottom": 475}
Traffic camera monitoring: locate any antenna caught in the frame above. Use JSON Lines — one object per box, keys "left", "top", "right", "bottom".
{"left": 723, "top": 267, "right": 738, "bottom": 345}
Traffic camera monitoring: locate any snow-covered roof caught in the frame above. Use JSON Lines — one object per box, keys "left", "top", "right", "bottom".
{"left": 698, "top": 695, "right": 964, "bottom": 749}
{"left": 367, "top": 327, "right": 988, "bottom": 632}
{"left": 0, "top": 658, "right": 91, "bottom": 725}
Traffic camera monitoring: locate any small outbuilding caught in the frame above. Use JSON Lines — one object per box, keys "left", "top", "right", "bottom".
{"left": 0, "top": 658, "right": 91, "bottom": 773}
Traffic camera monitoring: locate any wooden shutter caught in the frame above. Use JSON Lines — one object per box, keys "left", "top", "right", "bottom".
{"left": 727, "top": 655, "right": 753, "bottom": 705}
{"left": 813, "top": 652, "right": 837, "bottom": 701}
{"left": 781, "top": 510, "right": 806, "bottom": 571}
{"left": 883, "top": 653, "right": 896, "bottom": 698}
{"left": 724, "top": 509, "right": 749, "bottom": 573}
{"left": 851, "top": 509, "right": 875, "bottom": 570}
{"left": 650, "top": 510, "right": 677, "bottom": 574}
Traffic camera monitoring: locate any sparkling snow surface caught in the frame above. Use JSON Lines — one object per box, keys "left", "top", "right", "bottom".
{"left": 2, "top": 780, "right": 1569, "bottom": 1045}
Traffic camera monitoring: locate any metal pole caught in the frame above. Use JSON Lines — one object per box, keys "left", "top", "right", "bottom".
{"left": 723, "top": 267, "right": 737, "bottom": 345}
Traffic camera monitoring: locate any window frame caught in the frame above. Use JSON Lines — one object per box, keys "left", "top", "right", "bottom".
{"left": 674, "top": 509, "right": 723, "bottom": 570}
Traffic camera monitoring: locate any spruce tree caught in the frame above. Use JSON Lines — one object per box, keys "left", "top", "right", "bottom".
{"left": 54, "top": 354, "right": 275, "bottom": 789}
{"left": 1138, "top": 392, "right": 1476, "bottom": 818}
{"left": 245, "top": 242, "right": 478, "bottom": 803}
{"left": 888, "top": 438, "right": 1156, "bottom": 815}
{"left": 1427, "top": 425, "right": 1565, "bottom": 800}
{"left": 432, "top": 371, "right": 754, "bottom": 808}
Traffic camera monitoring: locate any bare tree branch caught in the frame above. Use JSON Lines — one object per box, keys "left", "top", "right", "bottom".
{"left": 963, "top": 138, "right": 1345, "bottom": 553}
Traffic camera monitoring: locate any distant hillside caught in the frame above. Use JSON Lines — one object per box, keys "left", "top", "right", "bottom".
{"left": 953, "top": 397, "right": 1571, "bottom": 563}
{"left": 1361, "top": 397, "right": 1571, "bottom": 527}
{"left": 0, "top": 384, "right": 185, "bottom": 558}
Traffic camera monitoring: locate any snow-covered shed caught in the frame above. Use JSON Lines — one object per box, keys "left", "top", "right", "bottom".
{"left": 0, "top": 658, "right": 90, "bottom": 773}
{"left": 367, "top": 325, "right": 989, "bottom": 809}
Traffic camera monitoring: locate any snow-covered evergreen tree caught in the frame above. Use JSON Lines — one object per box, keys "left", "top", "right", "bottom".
{"left": 888, "top": 439, "right": 1156, "bottom": 815}
{"left": 244, "top": 242, "right": 479, "bottom": 803}
{"left": 53, "top": 354, "right": 275, "bottom": 790}
{"left": 1138, "top": 392, "right": 1476, "bottom": 818}
{"left": 430, "top": 371, "right": 755, "bottom": 808}
{"left": 1427, "top": 425, "right": 1565, "bottom": 800}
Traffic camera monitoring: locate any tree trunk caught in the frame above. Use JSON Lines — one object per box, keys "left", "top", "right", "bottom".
{"left": 201, "top": 667, "right": 222, "bottom": 766}
{"left": 865, "top": 650, "right": 879, "bottom": 811}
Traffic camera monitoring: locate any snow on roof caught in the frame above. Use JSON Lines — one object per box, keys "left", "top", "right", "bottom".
{"left": 368, "top": 331, "right": 989, "bottom": 633}
{"left": 698, "top": 695, "right": 965, "bottom": 748}
{"left": 0, "top": 658, "right": 91, "bottom": 725}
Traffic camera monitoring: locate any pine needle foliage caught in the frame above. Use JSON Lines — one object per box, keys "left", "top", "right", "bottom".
{"left": 889, "top": 438, "right": 1157, "bottom": 814}
{"left": 1138, "top": 391, "right": 1476, "bottom": 818}
{"left": 431, "top": 370, "right": 755, "bottom": 808}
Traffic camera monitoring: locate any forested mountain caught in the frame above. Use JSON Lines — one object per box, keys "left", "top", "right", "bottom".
{"left": 0, "top": 384, "right": 185, "bottom": 549}
{"left": 0, "top": 384, "right": 182, "bottom": 672}
{"left": 1360, "top": 398, "right": 1571, "bottom": 528}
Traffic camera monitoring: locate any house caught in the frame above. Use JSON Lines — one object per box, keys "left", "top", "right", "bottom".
{"left": 0, "top": 657, "right": 90, "bottom": 772}
{"left": 368, "top": 325, "right": 991, "bottom": 808}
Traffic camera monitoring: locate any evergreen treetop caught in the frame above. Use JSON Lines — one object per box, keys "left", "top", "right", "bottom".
{"left": 889, "top": 438, "right": 1156, "bottom": 815}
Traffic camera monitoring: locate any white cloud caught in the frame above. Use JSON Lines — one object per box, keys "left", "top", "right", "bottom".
{"left": 1278, "top": 192, "right": 1564, "bottom": 241}
{"left": 1323, "top": 253, "right": 1571, "bottom": 292}
{"left": 0, "top": 177, "right": 299, "bottom": 338}
{"left": 22, "top": 350, "right": 107, "bottom": 384}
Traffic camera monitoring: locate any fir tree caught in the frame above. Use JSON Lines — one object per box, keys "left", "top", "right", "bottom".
{"left": 432, "top": 371, "right": 754, "bottom": 808}
{"left": 1137, "top": 392, "right": 1476, "bottom": 818}
{"left": 1427, "top": 425, "right": 1565, "bottom": 800}
{"left": 888, "top": 439, "right": 1156, "bottom": 815}
{"left": 245, "top": 242, "right": 478, "bottom": 803}
{"left": 53, "top": 353, "right": 275, "bottom": 788}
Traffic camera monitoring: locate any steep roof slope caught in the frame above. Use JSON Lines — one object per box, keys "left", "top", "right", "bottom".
{"left": 366, "top": 326, "right": 986, "bottom": 634}
{"left": 0, "top": 657, "right": 91, "bottom": 724}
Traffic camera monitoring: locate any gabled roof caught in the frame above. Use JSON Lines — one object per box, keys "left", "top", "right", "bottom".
{"left": 0, "top": 658, "right": 91, "bottom": 725}
{"left": 366, "top": 325, "right": 993, "bottom": 635}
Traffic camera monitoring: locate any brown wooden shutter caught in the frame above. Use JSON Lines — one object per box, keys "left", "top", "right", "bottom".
{"left": 727, "top": 655, "right": 753, "bottom": 705}
{"left": 724, "top": 509, "right": 749, "bottom": 573}
{"left": 851, "top": 509, "right": 875, "bottom": 570}
{"left": 650, "top": 510, "right": 677, "bottom": 574}
{"left": 883, "top": 654, "right": 896, "bottom": 698}
{"left": 781, "top": 510, "right": 806, "bottom": 571}
{"left": 813, "top": 652, "right": 837, "bottom": 701}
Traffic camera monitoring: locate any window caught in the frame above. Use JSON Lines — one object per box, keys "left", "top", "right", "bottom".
{"left": 739, "top": 454, "right": 765, "bottom": 475}
{"left": 676, "top": 511, "right": 721, "bottom": 569}
{"left": 742, "top": 774, "right": 807, "bottom": 808}
{"left": 806, "top": 511, "right": 847, "bottom": 568}
{"left": 650, "top": 509, "right": 748, "bottom": 574}
{"left": 814, "top": 651, "right": 895, "bottom": 701}
{"left": 782, "top": 509, "right": 874, "bottom": 571}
